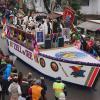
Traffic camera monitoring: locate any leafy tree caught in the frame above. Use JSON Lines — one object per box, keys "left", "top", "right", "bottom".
{"left": 61, "top": 0, "right": 69, "bottom": 9}
{"left": 70, "top": 0, "right": 80, "bottom": 11}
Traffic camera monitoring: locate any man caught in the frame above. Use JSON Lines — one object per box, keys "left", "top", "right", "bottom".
{"left": 8, "top": 76, "right": 22, "bottom": 100}
{"left": 29, "top": 79, "right": 43, "bottom": 100}
{"left": 1, "top": 60, "right": 12, "bottom": 100}
{"left": 40, "top": 77, "right": 47, "bottom": 100}
{"left": 53, "top": 77, "right": 67, "bottom": 100}
{"left": 19, "top": 77, "right": 29, "bottom": 100}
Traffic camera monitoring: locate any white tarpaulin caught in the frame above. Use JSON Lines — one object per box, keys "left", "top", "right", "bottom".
{"left": 77, "top": 20, "right": 100, "bottom": 31}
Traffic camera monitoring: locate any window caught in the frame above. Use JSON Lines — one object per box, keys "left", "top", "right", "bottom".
{"left": 80, "top": 0, "right": 89, "bottom": 6}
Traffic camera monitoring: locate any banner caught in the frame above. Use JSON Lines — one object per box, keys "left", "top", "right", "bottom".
{"left": 36, "top": 31, "right": 45, "bottom": 45}
{"left": 63, "top": 7, "right": 75, "bottom": 28}
{"left": 62, "top": 28, "right": 70, "bottom": 42}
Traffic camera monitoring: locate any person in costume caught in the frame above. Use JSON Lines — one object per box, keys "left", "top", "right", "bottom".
{"left": 33, "top": 45, "right": 39, "bottom": 63}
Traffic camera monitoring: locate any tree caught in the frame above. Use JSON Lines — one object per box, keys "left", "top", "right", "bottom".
{"left": 61, "top": 0, "right": 80, "bottom": 11}
{"left": 70, "top": 0, "right": 80, "bottom": 11}
{"left": 43, "top": 0, "right": 51, "bottom": 13}
{"left": 61, "top": 0, "right": 69, "bottom": 9}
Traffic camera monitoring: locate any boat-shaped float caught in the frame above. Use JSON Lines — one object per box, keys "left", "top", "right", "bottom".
{"left": 6, "top": 25, "right": 100, "bottom": 87}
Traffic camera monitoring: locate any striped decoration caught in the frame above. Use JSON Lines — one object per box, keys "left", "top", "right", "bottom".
{"left": 85, "top": 67, "right": 100, "bottom": 87}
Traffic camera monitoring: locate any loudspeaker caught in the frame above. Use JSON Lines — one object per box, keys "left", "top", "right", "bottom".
{"left": 45, "top": 39, "right": 51, "bottom": 49}
{"left": 58, "top": 37, "right": 64, "bottom": 47}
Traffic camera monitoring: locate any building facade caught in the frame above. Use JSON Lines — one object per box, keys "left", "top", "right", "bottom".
{"left": 80, "top": 0, "right": 100, "bottom": 15}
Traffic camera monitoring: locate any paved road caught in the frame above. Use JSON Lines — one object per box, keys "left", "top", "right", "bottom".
{"left": 0, "top": 34, "right": 100, "bottom": 100}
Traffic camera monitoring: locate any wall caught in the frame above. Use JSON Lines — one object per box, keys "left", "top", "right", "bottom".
{"left": 80, "top": 0, "right": 100, "bottom": 15}
{"left": 33, "top": 0, "right": 46, "bottom": 12}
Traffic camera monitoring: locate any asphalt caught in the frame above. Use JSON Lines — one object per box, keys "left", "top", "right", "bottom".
{"left": 0, "top": 33, "right": 100, "bottom": 100}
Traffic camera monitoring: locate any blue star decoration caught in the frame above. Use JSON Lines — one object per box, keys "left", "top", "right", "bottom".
{"left": 70, "top": 66, "right": 86, "bottom": 77}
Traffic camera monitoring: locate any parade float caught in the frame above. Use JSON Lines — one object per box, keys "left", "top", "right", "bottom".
{"left": 5, "top": 2, "right": 100, "bottom": 87}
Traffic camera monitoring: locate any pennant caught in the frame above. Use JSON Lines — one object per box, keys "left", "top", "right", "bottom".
{"left": 63, "top": 7, "right": 75, "bottom": 28}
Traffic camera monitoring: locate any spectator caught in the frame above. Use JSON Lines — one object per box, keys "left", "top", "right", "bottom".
{"left": 53, "top": 77, "right": 67, "bottom": 100}
{"left": 18, "top": 72, "right": 23, "bottom": 85}
{"left": 40, "top": 77, "right": 47, "bottom": 100}
{"left": 11, "top": 66, "right": 18, "bottom": 76}
{"left": 0, "top": 57, "right": 7, "bottom": 76}
{"left": 29, "top": 79, "right": 43, "bottom": 100}
{"left": 20, "top": 77, "right": 29, "bottom": 100}
{"left": 1, "top": 61, "right": 12, "bottom": 100}
{"left": 27, "top": 72, "right": 33, "bottom": 85}
{"left": 0, "top": 76, "right": 2, "bottom": 100}
{"left": 8, "top": 76, "right": 22, "bottom": 100}
{"left": 28, "top": 78, "right": 37, "bottom": 100}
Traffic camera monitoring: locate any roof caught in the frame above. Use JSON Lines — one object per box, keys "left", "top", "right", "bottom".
{"left": 90, "top": 20, "right": 100, "bottom": 24}
{"left": 77, "top": 20, "right": 100, "bottom": 31}
{"left": 47, "top": 12, "right": 62, "bottom": 19}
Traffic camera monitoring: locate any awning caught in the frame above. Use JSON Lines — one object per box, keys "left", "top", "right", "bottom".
{"left": 47, "top": 12, "right": 62, "bottom": 19}
{"left": 77, "top": 20, "right": 100, "bottom": 31}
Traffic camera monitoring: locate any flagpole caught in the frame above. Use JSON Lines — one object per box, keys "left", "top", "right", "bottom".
{"left": 51, "top": 0, "right": 55, "bottom": 34}
{"left": 51, "top": 0, "right": 56, "bottom": 47}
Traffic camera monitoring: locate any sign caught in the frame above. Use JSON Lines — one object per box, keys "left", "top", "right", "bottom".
{"left": 9, "top": 40, "right": 33, "bottom": 60}
{"left": 63, "top": 7, "right": 75, "bottom": 28}
{"left": 36, "top": 31, "right": 45, "bottom": 45}
{"left": 62, "top": 28, "right": 70, "bottom": 42}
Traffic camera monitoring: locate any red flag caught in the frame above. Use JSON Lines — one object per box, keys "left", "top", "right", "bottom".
{"left": 63, "top": 7, "right": 75, "bottom": 27}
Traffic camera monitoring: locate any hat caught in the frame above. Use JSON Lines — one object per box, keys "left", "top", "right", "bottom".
{"left": 56, "top": 77, "right": 61, "bottom": 82}
{"left": 35, "top": 79, "right": 41, "bottom": 85}
{"left": 33, "top": 78, "right": 37, "bottom": 82}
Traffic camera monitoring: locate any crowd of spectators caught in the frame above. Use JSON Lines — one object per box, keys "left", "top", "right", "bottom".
{"left": 0, "top": 48, "right": 47, "bottom": 100}
{"left": 0, "top": 48, "right": 67, "bottom": 100}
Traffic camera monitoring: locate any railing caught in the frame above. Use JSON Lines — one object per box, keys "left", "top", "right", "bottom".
{"left": 7, "top": 25, "right": 36, "bottom": 51}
